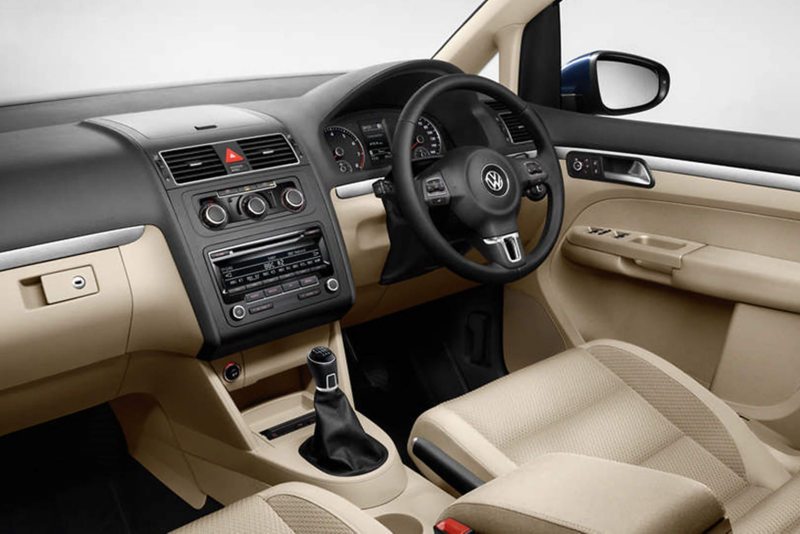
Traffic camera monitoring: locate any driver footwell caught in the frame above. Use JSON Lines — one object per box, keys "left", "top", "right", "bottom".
{"left": 343, "top": 285, "right": 507, "bottom": 467}
{"left": 0, "top": 403, "right": 221, "bottom": 534}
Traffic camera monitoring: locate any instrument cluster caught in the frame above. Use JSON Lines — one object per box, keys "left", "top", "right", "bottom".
{"left": 323, "top": 110, "right": 445, "bottom": 174}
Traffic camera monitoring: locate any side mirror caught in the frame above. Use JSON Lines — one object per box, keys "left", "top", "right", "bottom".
{"left": 561, "top": 51, "right": 670, "bottom": 115}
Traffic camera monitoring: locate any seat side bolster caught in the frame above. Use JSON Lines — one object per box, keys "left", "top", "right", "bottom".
{"left": 258, "top": 482, "right": 394, "bottom": 534}
{"left": 408, "top": 407, "right": 517, "bottom": 493}
{"left": 584, "top": 339, "right": 790, "bottom": 491}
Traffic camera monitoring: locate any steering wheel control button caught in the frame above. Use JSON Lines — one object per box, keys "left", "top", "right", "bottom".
{"left": 200, "top": 203, "right": 228, "bottom": 228}
{"left": 241, "top": 194, "right": 267, "bottom": 217}
{"left": 423, "top": 174, "right": 450, "bottom": 207}
{"left": 524, "top": 160, "right": 543, "bottom": 175}
{"left": 223, "top": 362, "right": 241, "bottom": 383}
{"left": 481, "top": 164, "right": 510, "bottom": 197}
{"left": 230, "top": 305, "right": 246, "bottom": 321}
{"left": 71, "top": 276, "right": 86, "bottom": 290}
{"left": 325, "top": 278, "right": 340, "bottom": 293}
{"left": 282, "top": 187, "right": 306, "bottom": 211}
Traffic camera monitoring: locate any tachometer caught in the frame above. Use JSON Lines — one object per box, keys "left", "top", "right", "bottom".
{"left": 411, "top": 116, "right": 443, "bottom": 160}
{"left": 323, "top": 126, "right": 365, "bottom": 173}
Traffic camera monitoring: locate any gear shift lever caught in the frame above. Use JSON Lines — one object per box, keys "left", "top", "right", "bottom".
{"left": 299, "top": 347, "right": 387, "bottom": 476}
{"left": 307, "top": 346, "right": 339, "bottom": 391}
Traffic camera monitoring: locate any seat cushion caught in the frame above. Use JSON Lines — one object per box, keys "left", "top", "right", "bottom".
{"left": 172, "top": 482, "right": 392, "bottom": 534}
{"left": 409, "top": 339, "right": 795, "bottom": 529}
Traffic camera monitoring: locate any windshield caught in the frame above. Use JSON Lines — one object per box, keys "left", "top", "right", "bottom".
{"left": 0, "top": 0, "right": 482, "bottom": 106}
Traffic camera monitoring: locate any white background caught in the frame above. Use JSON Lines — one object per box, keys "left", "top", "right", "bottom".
{"left": 1, "top": 0, "right": 798, "bottom": 139}
{"left": 561, "top": 0, "right": 800, "bottom": 138}
{"left": 0, "top": 0, "right": 478, "bottom": 105}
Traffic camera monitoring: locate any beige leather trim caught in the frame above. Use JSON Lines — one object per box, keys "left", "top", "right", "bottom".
{"left": 442, "top": 453, "right": 726, "bottom": 534}
{"left": 0, "top": 247, "right": 131, "bottom": 391}
{"left": 332, "top": 183, "right": 546, "bottom": 327}
{"left": 258, "top": 482, "right": 395, "bottom": 533}
{"left": 584, "top": 340, "right": 790, "bottom": 492}
{"left": 0, "top": 355, "right": 128, "bottom": 437}
{"left": 366, "top": 468, "right": 455, "bottom": 532}
{"left": 503, "top": 287, "right": 565, "bottom": 372}
{"left": 120, "top": 225, "right": 203, "bottom": 356}
{"left": 434, "top": 0, "right": 553, "bottom": 91}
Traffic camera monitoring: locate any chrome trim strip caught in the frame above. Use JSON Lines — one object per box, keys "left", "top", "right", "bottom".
{"left": 159, "top": 132, "right": 300, "bottom": 187}
{"left": 0, "top": 226, "right": 145, "bottom": 272}
{"left": 483, "top": 232, "right": 523, "bottom": 264}
{"left": 555, "top": 146, "right": 800, "bottom": 193}
{"left": 334, "top": 178, "right": 381, "bottom": 199}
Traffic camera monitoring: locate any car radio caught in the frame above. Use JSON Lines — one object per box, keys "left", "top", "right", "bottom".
{"left": 207, "top": 226, "right": 339, "bottom": 325}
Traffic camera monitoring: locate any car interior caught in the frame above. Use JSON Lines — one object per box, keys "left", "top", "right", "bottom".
{"left": 3, "top": 0, "right": 800, "bottom": 532}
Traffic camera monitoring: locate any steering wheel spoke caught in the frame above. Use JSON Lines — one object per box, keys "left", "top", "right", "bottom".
{"left": 505, "top": 155, "right": 549, "bottom": 202}
{"left": 475, "top": 228, "right": 525, "bottom": 270}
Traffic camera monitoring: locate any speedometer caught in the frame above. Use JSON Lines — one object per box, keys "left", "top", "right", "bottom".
{"left": 412, "top": 116, "right": 443, "bottom": 160}
{"left": 323, "top": 126, "right": 365, "bottom": 173}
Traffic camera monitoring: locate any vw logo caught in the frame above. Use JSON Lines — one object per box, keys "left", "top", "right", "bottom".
{"left": 481, "top": 164, "right": 509, "bottom": 196}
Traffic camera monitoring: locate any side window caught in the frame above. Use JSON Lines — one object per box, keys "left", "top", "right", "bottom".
{"left": 561, "top": 0, "right": 799, "bottom": 138}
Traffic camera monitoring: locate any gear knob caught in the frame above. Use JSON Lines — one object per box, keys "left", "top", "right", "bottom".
{"left": 307, "top": 347, "right": 339, "bottom": 391}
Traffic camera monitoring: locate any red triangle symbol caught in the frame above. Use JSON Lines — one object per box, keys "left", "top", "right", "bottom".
{"left": 225, "top": 148, "right": 244, "bottom": 163}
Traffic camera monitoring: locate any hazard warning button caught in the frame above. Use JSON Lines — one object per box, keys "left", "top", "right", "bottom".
{"left": 225, "top": 148, "right": 244, "bottom": 163}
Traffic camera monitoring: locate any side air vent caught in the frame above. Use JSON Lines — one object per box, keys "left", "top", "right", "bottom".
{"left": 161, "top": 145, "right": 226, "bottom": 184}
{"left": 485, "top": 100, "right": 534, "bottom": 144}
{"left": 237, "top": 134, "right": 298, "bottom": 170}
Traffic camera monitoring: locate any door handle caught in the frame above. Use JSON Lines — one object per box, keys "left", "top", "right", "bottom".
{"left": 566, "top": 151, "right": 654, "bottom": 188}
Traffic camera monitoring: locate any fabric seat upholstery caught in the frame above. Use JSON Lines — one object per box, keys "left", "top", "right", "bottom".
{"left": 409, "top": 340, "right": 800, "bottom": 532}
{"left": 172, "top": 482, "right": 392, "bottom": 534}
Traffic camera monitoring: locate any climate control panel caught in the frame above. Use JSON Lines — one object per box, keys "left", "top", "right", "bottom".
{"left": 196, "top": 178, "right": 306, "bottom": 230}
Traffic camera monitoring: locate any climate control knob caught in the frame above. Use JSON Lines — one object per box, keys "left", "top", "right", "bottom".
{"left": 241, "top": 194, "right": 267, "bottom": 218}
{"left": 200, "top": 203, "right": 228, "bottom": 228}
{"left": 282, "top": 188, "right": 305, "bottom": 212}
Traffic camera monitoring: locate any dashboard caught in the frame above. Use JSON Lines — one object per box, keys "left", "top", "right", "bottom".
{"left": 323, "top": 111, "right": 447, "bottom": 174}
{"left": 0, "top": 59, "right": 533, "bottom": 367}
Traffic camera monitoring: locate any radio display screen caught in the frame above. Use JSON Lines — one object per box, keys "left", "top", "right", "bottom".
{"left": 218, "top": 244, "right": 323, "bottom": 291}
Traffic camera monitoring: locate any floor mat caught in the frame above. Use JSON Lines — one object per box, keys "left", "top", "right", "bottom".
{"left": 0, "top": 403, "right": 221, "bottom": 534}
{"left": 344, "top": 285, "right": 507, "bottom": 466}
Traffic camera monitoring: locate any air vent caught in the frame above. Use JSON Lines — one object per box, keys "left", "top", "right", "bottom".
{"left": 161, "top": 145, "right": 226, "bottom": 184}
{"left": 237, "top": 134, "right": 298, "bottom": 170}
{"left": 485, "top": 101, "right": 534, "bottom": 144}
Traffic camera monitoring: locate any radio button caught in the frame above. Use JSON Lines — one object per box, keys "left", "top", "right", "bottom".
{"left": 245, "top": 290, "right": 265, "bottom": 303}
{"left": 264, "top": 285, "right": 283, "bottom": 297}
{"left": 282, "top": 280, "right": 301, "bottom": 292}
{"left": 298, "top": 288, "right": 321, "bottom": 300}
{"left": 231, "top": 305, "right": 246, "bottom": 321}
{"left": 325, "top": 278, "right": 340, "bottom": 293}
{"left": 245, "top": 281, "right": 264, "bottom": 290}
{"left": 300, "top": 276, "right": 318, "bottom": 287}
{"left": 248, "top": 302, "right": 274, "bottom": 314}
{"left": 228, "top": 286, "right": 247, "bottom": 296}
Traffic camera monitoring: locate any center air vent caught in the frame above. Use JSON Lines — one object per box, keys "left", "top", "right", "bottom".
{"left": 161, "top": 145, "right": 226, "bottom": 184}
{"left": 485, "top": 101, "right": 534, "bottom": 145}
{"left": 238, "top": 134, "right": 298, "bottom": 170}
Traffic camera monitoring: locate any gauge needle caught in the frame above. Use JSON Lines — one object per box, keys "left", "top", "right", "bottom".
{"left": 411, "top": 141, "right": 419, "bottom": 150}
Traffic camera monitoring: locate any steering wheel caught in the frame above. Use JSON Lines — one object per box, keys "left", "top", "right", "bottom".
{"left": 393, "top": 74, "right": 565, "bottom": 284}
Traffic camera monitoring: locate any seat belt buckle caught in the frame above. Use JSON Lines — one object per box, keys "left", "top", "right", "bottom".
{"left": 434, "top": 518, "right": 474, "bottom": 534}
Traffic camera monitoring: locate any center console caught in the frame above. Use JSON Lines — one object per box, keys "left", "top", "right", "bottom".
{"left": 91, "top": 105, "right": 355, "bottom": 360}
